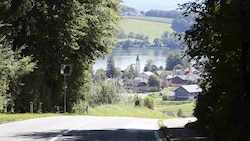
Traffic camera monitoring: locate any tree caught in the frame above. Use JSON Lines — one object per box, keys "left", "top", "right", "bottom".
{"left": 0, "top": 36, "right": 36, "bottom": 112}
{"left": 127, "top": 32, "right": 135, "bottom": 38}
{"left": 124, "top": 64, "right": 138, "bottom": 79}
{"left": 166, "top": 52, "right": 183, "bottom": 70}
{"left": 114, "top": 67, "right": 122, "bottom": 78}
{"left": 153, "top": 38, "right": 163, "bottom": 47}
{"left": 172, "top": 14, "right": 195, "bottom": 32}
{"left": 0, "top": 0, "right": 122, "bottom": 113}
{"left": 148, "top": 75, "right": 161, "bottom": 91}
{"left": 94, "top": 69, "right": 107, "bottom": 82}
{"left": 143, "top": 59, "right": 155, "bottom": 72}
{"left": 181, "top": 0, "right": 250, "bottom": 140}
{"left": 106, "top": 55, "right": 115, "bottom": 78}
{"left": 87, "top": 79, "right": 124, "bottom": 106}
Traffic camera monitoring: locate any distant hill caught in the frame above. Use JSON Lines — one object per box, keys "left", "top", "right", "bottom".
{"left": 119, "top": 16, "right": 174, "bottom": 43}
{"left": 122, "top": 0, "right": 188, "bottom": 11}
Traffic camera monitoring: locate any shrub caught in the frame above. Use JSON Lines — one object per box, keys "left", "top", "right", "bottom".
{"left": 144, "top": 96, "right": 155, "bottom": 109}
{"left": 162, "top": 94, "right": 168, "bottom": 101}
{"left": 177, "top": 108, "right": 184, "bottom": 117}
{"left": 133, "top": 94, "right": 143, "bottom": 107}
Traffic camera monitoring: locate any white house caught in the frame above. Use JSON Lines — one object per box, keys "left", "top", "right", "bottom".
{"left": 139, "top": 71, "right": 155, "bottom": 79}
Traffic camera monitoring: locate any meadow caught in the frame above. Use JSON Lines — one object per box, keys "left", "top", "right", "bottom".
{"left": 120, "top": 16, "right": 174, "bottom": 43}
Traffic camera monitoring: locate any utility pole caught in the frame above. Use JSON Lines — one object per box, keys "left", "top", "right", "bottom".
{"left": 60, "top": 64, "right": 72, "bottom": 113}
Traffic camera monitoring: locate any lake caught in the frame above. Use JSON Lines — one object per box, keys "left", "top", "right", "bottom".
{"left": 93, "top": 48, "right": 180, "bottom": 72}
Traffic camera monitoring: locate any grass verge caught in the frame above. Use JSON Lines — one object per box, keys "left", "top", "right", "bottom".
{"left": 0, "top": 113, "right": 61, "bottom": 124}
{"left": 88, "top": 105, "right": 170, "bottom": 119}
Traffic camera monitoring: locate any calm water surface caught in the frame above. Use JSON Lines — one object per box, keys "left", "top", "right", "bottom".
{"left": 93, "top": 48, "right": 179, "bottom": 71}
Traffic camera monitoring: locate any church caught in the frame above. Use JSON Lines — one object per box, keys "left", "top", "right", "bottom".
{"left": 136, "top": 54, "right": 140, "bottom": 74}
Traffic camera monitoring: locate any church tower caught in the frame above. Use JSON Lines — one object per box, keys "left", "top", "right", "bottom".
{"left": 136, "top": 54, "right": 140, "bottom": 74}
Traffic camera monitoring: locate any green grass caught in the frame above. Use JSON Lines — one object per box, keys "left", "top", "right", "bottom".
{"left": 120, "top": 16, "right": 174, "bottom": 43}
{"left": 125, "top": 16, "right": 173, "bottom": 24}
{"left": 148, "top": 89, "right": 196, "bottom": 117}
{"left": 0, "top": 113, "right": 61, "bottom": 124}
{"left": 0, "top": 88, "right": 196, "bottom": 124}
{"left": 88, "top": 105, "right": 167, "bottom": 119}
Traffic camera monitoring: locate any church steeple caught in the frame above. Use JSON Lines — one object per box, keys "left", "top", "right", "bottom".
{"left": 136, "top": 54, "right": 140, "bottom": 74}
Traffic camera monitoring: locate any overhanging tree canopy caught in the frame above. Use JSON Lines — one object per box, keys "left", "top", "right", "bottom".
{"left": 0, "top": 0, "right": 122, "bottom": 113}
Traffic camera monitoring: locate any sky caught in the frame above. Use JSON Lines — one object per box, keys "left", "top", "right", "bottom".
{"left": 121, "top": 0, "right": 192, "bottom": 11}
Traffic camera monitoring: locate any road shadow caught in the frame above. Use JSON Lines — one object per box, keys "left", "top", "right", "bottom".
{"left": 166, "top": 127, "right": 209, "bottom": 141}
{"left": 13, "top": 128, "right": 167, "bottom": 141}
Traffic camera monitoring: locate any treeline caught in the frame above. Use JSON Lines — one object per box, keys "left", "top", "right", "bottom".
{"left": 116, "top": 31, "right": 183, "bottom": 49}
{"left": 145, "top": 10, "right": 180, "bottom": 18}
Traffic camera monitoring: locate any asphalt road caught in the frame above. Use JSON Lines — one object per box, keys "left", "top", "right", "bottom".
{"left": 0, "top": 116, "right": 167, "bottom": 141}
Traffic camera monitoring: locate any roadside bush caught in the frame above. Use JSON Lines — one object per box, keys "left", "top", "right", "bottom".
{"left": 144, "top": 96, "right": 155, "bottom": 110}
{"left": 133, "top": 94, "right": 143, "bottom": 107}
{"left": 177, "top": 108, "right": 184, "bottom": 117}
{"left": 87, "top": 79, "right": 124, "bottom": 106}
{"left": 162, "top": 94, "right": 168, "bottom": 101}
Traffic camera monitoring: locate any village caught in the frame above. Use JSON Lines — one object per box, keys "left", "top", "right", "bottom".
{"left": 112, "top": 55, "right": 203, "bottom": 101}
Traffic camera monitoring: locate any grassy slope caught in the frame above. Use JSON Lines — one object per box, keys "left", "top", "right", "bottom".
{"left": 120, "top": 16, "right": 174, "bottom": 43}
{"left": 88, "top": 105, "right": 166, "bottom": 119}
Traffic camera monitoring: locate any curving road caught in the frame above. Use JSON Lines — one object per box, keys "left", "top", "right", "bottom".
{"left": 0, "top": 116, "right": 167, "bottom": 141}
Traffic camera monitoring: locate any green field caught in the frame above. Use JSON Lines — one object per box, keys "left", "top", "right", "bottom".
{"left": 120, "top": 16, "right": 174, "bottom": 43}
{"left": 149, "top": 90, "right": 196, "bottom": 117}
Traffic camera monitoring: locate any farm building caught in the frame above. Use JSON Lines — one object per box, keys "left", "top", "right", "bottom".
{"left": 174, "top": 84, "right": 202, "bottom": 100}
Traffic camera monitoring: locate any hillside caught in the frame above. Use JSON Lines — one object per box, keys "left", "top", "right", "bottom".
{"left": 120, "top": 16, "right": 174, "bottom": 43}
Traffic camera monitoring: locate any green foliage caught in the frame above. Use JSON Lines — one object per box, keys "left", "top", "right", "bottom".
{"left": 177, "top": 108, "right": 184, "bottom": 117}
{"left": 144, "top": 96, "right": 155, "bottom": 110}
{"left": 124, "top": 64, "right": 138, "bottom": 79}
{"left": 87, "top": 79, "right": 124, "bottom": 106}
{"left": 143, "top": 59, "right": 159, "bottom": 72}
{"left": 148, "top": 75, "right": 161, "bottom": 91}
{"left": 172, "top": 14, "right": 195, "bottom": 32}
{"left": 0, "top": 0, "right": 122, "bottom": 113}
{"left": 181, "top": 0, "right": 250, "bottom": 140}
{"left": 114, "top": 67, "right": 122, "bottom": 78}
{"left": 162, "top": 94, "right": 168, "bottom": 101}
{"left": 0, "top": 36, "right": 36, "bottom": 113}
{"left": 106, "top": 55, "right": 115, "bottom": 78}
{"left": 133, "top": 94, "right": 143, "bottom": 107}
{"left": 165, "top": 52, "right": 184, "bottom": 70}
{"left": 94, "top": 68, "right": 107, "bottom": 82}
